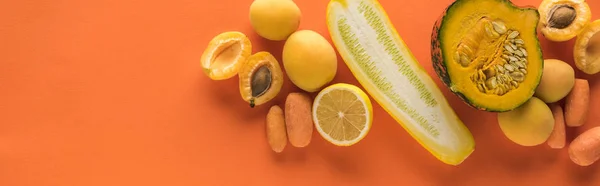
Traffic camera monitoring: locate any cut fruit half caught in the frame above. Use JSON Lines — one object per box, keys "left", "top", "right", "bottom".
{"left": 326, "top": 0, "right": 475, "bottom": 165}
{"left": 431, "top": 0, "right": 544, "bottom": 112}
{"left": 538, "top": 0, "right": 591, "bottom": 42}
{"left": 312, "top": 83, "right": 373, "bottom": 146}
{"left": 201, "top": 31, "right": 252, "bottom": 80}
{"left": 574, "top": 19, "right": 600, "bottom": 75}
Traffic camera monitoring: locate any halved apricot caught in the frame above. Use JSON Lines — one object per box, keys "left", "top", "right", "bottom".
{"left": 574, "top": 20, "right": 600, "bottom": 74}
{"left": 201, "top": 31, "right": 252, "bottom": 80}
{"left": 538, "top": 0, "right": 591, "bottom": 42}
{"left": 238, "top": 51, "right": 283, "bottom": 108}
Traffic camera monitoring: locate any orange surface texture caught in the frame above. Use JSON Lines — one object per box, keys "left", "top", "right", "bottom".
{"left": 2, "top": 0, "right": 600, "bottom": 185}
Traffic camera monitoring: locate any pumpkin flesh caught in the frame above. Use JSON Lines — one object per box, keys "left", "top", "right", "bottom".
{"left": 432, "top": 0, "right": 544, "bottom": 112}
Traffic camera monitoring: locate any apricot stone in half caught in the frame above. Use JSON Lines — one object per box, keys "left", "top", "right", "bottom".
{"left": 538, "top": 0, "right": 591, "bottom": 42}
{"left": 239, "top": 51, "right": 284, "bottom": 108}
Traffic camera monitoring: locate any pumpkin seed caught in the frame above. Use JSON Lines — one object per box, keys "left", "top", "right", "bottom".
{"left": 454, "top": 52, "right": 460, "bottom": 62}
{"left": 514, "top": 50, "right": 524, "bottom": 57}
{"left": 496, "top": 74, "right": 505, "bottom": 84}
{"left": 504, "top": 64, "right": 515, "bottom": 72}
{"left": 496, "top": 88, "right": 504, "bottom": 95}
{"left": 484, "top": 68, "right": 496, "bottom": 77}
{"left": 510, "top": 72, "right": 525, "bottom": 82}
{"left": 520, "top": 48, "right": 527, "bottom": 57}
{"left": 515, "top": 61, "right": 525, "bottom": 68}
{"left": 492, "top": 21, "right": 507, "bottom": 34}
{"left": 510, "top": 43, "right": 518, "bottom": 50}
{"left": 503, "top": 74, "right": 512, "bottom": 82}
{"left": 514, "top": 39, "right": 524, "bottom": 45}
{"left": 511, "top": 81, "right": 519, "bottom": 88}
{"left": 520, "top": 68, "right": 527, "bottom": 74}
{"left": 485, "top": 22, "right": 500, "bottom": 38}
{"left": 486, "top": 77, "right": 498, "bottom": 89}
{"left": 504, "top": 45, "right": 514, "bottom": 53}
{"left": 460, "top": 53, "right": 471, "bottom": 67}
{"left": 508, "top": 31, "right": 519, "bottom": 39}
{"left": 496, "top": 65, "right": 505, "bottom": 73}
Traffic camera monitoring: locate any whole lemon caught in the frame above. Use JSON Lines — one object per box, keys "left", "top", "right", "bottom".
{"left": 249, "top": 0, "right": 301, "bottom": 41}
{"left": 282, "top": 30, "right": 338, "bottom": 92}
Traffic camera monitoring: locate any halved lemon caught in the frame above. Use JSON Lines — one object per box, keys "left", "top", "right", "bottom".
{"left": 201, "top": 31, "right": 252, "bottom": 80}
{"left": 312, "top": 83, "right": 373, "bottom": 146}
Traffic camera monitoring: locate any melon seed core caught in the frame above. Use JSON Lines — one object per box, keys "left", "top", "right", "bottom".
{"left": 251, "top": 65, "right": 272, "bottom": 98}
{"left": 585, "top": 31, "right": 600, "bottom": 66}
{"left": 548, "top": 5, "right": 577, "bottom": 29}
{"left": 454, "top": 17, "right": 529, "bottom": 96}
{"left": 212, "top": 41, "right": 242, "bottom": 70}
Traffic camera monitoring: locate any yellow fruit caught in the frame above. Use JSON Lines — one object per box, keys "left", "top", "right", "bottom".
{"left": 498, "top": 97, "right": 555, "bottom": 146}
{"left": 534, "top": 59, "right": 575, "bottom": 103}
{"left": 574, "top": 19, "right": 600, "bottom": 74}
{"left": 282, "top": 30, "right": 338, "bottom": 92}
{"left": 239, "top": 51, "right": 284, "bottom": 108}
{"left": 249, "top": 0, "right": 301, "bottom": 41}
{"left": 538, "top": 0, "right": 592, "bottom": 42}
{"left": 201, "top": 31, "right": 252, "bottom": 80}
{"left": 312, "top": 83, "right": 373, "bottom": 146}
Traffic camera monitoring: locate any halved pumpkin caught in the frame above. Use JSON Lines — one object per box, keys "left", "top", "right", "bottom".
{"left": 431, "top": 0, "right": 544, "bottom": 112}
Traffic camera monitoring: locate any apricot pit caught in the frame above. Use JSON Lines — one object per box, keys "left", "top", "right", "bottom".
{"left": 238, "top": 51, "right": 284, "bottom": 108}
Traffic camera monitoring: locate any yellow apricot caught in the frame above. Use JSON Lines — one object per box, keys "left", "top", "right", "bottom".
{"left": 249, "top": 0, "right": 301, "bottom": 41}
{"left": 282, "top": 30, "right": 338, "bottom": 92}
{"left": 498, "top": 97, "right": 555, "bottom": 146}
{"left": 534, "top": 59, "right": 575, "bottom": 103}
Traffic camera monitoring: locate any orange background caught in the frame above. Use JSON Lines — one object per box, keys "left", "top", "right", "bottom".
{"left": 1, "top": 0, "right": 600, "bottom": 185}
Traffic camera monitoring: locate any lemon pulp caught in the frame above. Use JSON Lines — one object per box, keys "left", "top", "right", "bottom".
{"left": 313, "top": 83, "right": 373, "bottom": 146}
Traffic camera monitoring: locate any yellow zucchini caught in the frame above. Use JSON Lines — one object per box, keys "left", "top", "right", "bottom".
{"left": 326, "top": 0, "right": 475, "bottom": 165}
